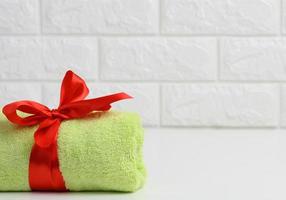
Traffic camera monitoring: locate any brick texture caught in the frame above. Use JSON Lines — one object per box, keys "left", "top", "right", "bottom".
{"left": 100, "top": 38, "right": 217, "bottom": 80}
{"left": 42, "top": 0, "right": 158, "bottom": 34}
{"left": 0, "top": 0, "right": 285, "bottom": 128}
{"left": 162, "top": 84, "right": 279, "bottom": 127}
{"left": 162, "top": 0, "right": 279, "bottom": 35}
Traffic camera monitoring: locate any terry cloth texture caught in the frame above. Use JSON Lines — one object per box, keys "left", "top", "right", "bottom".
{"left": 0, "top": 111, "right": 146, "bottom": 192}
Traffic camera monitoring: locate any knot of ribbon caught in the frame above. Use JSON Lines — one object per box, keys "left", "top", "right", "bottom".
{"left": 2, "top": 70, "right": 132, "bottom": 191}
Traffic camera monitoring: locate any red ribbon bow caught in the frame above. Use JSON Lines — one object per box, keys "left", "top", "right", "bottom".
{"left": 2, "top": 70, "right": 132, "bottom": 191}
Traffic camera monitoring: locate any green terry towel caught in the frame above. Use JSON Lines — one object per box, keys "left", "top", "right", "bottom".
{"left": 0, "top": 111, "right": 146, "bottom": 192}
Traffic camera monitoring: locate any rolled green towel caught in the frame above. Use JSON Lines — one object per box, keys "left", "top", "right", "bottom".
{"left": 0, "top": 111, "right": 146, "bottom": 192}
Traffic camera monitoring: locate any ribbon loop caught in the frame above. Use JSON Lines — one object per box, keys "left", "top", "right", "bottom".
{"left": 59, "top": 70, "right": 89, "bottom": 107}
{"left": 2, "top": 70, "right": 132, "bottom": 191}
{"left": 3, "top": 101, "right": 51, "bottom": 126}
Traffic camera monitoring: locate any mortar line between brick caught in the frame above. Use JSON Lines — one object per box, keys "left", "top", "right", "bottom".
{"left": 159, "top": 84, "right": 163, "bottom": 127}
{"left": 40, "top": 83, "right": 44, "bottom": 105}
{"left": 39, "top": 0, "right": 42, "bottom": 34}
{"left": 97, "top": 37, "right": 101, "bottom": 80}
{"left": 2, "top": 80, "right": 286, "bottom": 84}
{"left": 278, "top": 84, "right": 282, "bottom": 128}
{"left": 281, "top": 0, "right": 284, "bottom": 35}
{"left": 159, "top": 0, "right": 162, "bottom": 35}
{"left": 217, "top": 37, "right": 220, "bottom": 82}
{"left": 0, "top": 34, "right": 284, "bottom": 37}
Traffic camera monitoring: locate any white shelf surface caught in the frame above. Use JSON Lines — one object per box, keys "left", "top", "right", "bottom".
{"left": 1, "top": 128, "right": 286, "bottom": 200}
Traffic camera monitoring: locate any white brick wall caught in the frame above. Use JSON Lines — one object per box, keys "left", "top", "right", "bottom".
{"left": 0, "top": 0, "right": 285, "bottom": 128}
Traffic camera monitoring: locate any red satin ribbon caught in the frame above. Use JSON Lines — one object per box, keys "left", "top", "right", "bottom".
{"left": 2, "top": 70, "right": 132, "bottom": 191}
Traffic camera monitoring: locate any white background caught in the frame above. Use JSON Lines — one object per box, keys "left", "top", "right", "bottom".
{"left": 1, "top": 0, "right": 286, "bottom": 199}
